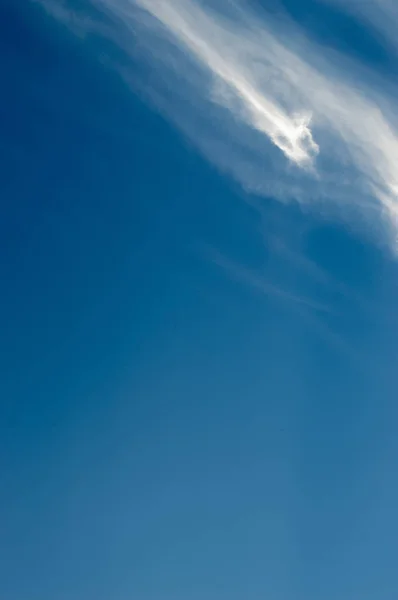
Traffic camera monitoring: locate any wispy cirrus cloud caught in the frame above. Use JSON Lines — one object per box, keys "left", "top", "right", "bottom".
{"left": 35, "top": 0, "right": 398, "bottom": 380}
{"left": 82, "top": 0, "right": 398, "bottom": 244}
{"left": 40, "top": 0, "right": 398, "bottom": 246}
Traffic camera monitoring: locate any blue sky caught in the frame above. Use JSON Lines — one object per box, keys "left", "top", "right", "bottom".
{"left": 1, "top": 1, "right": 398, "bottom": 599}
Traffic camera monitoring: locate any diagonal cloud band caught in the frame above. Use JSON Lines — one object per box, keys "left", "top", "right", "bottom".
{"left": 40, "top": 0, "right": 398, "bottom": 247}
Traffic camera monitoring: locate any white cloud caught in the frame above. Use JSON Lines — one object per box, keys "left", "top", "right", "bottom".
{"left": 42, "top": 0, "right": 398, "bottom": 247}
{"left": 135, "top": 0, "right": 320, "bottom": 167}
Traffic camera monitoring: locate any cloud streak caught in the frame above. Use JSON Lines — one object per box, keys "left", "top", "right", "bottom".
{"left": 35, "top": 0, "right": 398, "bottom": 382}
{"left": 42, "top": 0, "right": 398, "bottom": 246}
{"left": 134, "top": 0, "right": 319, "bottom": 167}
{"left": 108, "top": 0, "right": 398, "bottom": 240}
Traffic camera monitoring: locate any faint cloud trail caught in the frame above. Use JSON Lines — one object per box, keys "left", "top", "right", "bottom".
{"left": 320, "top": 0, "right": 398, "bottom": 57}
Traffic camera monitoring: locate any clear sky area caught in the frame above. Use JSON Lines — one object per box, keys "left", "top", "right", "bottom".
{"left": 1, "top": 1, "right": 398, "bottom": 599}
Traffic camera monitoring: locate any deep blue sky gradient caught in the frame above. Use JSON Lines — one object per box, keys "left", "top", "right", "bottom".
{"left": 1, "top": 2, "right": 398, "bottom": 599}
